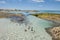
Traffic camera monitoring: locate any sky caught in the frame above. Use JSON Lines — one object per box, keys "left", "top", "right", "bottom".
{"left": 0, "top": 0, "right": 60, "bottom": 10}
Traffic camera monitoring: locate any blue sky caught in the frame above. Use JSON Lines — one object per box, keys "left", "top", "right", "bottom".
{"left": 0, "top": 0, "right": 60, "bottom": 10}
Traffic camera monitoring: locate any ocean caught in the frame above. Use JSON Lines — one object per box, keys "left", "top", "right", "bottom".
{"left": 39, "top": 10, "right": 60, "bottom": 14}
{"left": 7, "top": 10, "right": 60, "bottom": 14}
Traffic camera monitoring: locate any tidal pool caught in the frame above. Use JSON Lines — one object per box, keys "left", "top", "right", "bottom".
{"left": 0, "top": 15, "right": 55, "bottom": 40}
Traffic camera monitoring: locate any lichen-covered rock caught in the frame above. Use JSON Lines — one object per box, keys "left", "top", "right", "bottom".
{"left": 46, "top": 27, "right": 60, "bottom": 40}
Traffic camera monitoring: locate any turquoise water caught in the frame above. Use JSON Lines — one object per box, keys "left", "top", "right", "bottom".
{"left": 27, "top": 15, "right": 55, "bottom": 28}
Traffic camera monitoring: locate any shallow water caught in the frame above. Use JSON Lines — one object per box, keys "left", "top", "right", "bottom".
{"left": 27, "top": 15, "right": 55, "bottom": 28}
{"left": 0, "top": 15, "right": 54, "bottom": 40}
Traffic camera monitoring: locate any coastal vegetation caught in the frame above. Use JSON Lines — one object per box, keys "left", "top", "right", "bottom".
{"left": 32, "top": 13, "right": 60, "bottom": 23}
{"left": 0, "top": 12, "right": 22, "bottom": 18}
{"left": 0, "top": 11, "right": 60, "bottom": 22}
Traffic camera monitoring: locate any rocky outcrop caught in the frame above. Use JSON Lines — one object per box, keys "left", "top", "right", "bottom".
{"left": 46, "top": 26, "right": 60, "bottom": 40}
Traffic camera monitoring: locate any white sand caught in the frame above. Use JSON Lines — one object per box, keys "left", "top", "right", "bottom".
{"left": 0, "top": 15, "right": 52, "bottom": 40}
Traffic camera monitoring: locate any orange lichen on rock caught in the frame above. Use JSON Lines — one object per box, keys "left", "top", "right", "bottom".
{"left": 50, "top": 27, "right": 60, "bottom": 38}
{"left": 47, "top": 27, "right": 60, "bottom": 40}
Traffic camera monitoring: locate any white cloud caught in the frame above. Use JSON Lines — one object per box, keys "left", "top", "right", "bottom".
{"left": 0, "top": 1, "right": 6, "bottom": 4}
{"left": 32, "top": 0, "right": 44, "bottom": 2}
{"left": 55, "top": 0, "right": 60, "bottom": 1}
